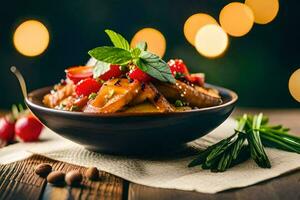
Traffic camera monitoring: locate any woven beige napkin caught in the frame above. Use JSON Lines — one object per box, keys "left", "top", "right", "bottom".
{"left": 1, "top": 118, "right": 300, "bottom": 194}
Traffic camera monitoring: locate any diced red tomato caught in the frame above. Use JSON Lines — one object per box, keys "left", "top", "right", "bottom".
{"left": 187, "top": 73, "right": 205, "bottom": 86}
{"left": 75, "top": 78, "right": 102, "bottom": 97}
{"left": 168, "top": 59, "right": 205, "bottom": 86}
{"left": 167, "top": 59, "right": 189, "bottom": 78}
{"left": 99, "top": 65, "right": 123, "bottom": 81}
{"left": 128, "top": 68, "right": 152, "bottom": 82}
{"left": 65, "top": 66, "right": 93, "bottom": 84}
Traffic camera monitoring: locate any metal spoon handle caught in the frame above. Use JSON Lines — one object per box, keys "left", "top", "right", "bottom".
{"left": 10, "top": 66, "right": 28, "bottom": 98}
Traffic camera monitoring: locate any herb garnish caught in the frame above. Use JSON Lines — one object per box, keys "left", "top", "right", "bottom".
{"left": 70, "top": 105, "right": 79, "bottom": 111}
{"left": 88, "top": 93, "right": 97, "bottom": 100}
{"left": 88, "top": 30, "right": 175, "bottom": 84}
{"left": 104, "top": 29, "right": 130, "bottom": 51}
{"left": 189, "top": 113, "right": 300, "bottom": 172}
{"left": 174, "top": 100, "right": 185, "bottom": 107}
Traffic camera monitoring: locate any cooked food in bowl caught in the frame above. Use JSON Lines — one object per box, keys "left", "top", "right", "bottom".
{"left": 18, "top": 29, "right": 237, "bottom": 154}
{"left": 43, "top": 30, "right": 222, "bottom": 113}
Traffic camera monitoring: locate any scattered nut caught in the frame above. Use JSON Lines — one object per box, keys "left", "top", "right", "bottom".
{"left": 35, "top": 163, "right": 52, "bottom": 177}
{"left": 65, "top": 170, "right": 83, "bottom": 186}
{"left": 47, "top": 171, "right": 65, "bottom": 185}
{"left": 85, "top": 167, "right": 99, "bottom": 180}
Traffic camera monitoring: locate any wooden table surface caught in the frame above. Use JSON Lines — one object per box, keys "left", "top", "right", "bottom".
{"left": 0, "top": 109, "right": 300, "bottom": 200}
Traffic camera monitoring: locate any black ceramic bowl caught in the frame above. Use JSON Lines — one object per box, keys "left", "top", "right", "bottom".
{"left": 25, "top": 84, "right": 237, "bottom": 155}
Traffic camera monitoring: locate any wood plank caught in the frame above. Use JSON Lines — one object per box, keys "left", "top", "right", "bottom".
{"left": 0, "top": 155, "right": 126, "bottom": 200}
{"left": 0, "top": 156, "right": 46, "bottom": 200}
{"left": 128, "top": 109, "right": 300, "bottom": 200}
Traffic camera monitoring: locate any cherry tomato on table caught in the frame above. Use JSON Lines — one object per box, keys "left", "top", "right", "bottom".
{"left": 15, "top": 115, "right": 43, "bottom": 142}
{"left": 0, "top": 117, "right": 15, "bottom": 142}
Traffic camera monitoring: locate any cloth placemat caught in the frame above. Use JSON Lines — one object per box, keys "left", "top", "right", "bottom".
{"left": 1, "top": 118, "right": 300, "bottom": 194}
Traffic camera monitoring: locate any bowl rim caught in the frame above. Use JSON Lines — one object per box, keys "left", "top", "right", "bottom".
{"left": 25, "top": 83, "right": 238, "bottom": 118}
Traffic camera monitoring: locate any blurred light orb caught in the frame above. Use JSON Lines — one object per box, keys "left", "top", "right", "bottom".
{"left": 13, "top": 20, "right": 49, "bottom": 57}
{"left": 130, "top": 28, "right": 166, "bottom": 58}
{"left": 195, "top": 24, "right": 228, "bottom": 58}
{"left": 183, "top": 13, "right": 217, "bottom": 46}
{"left": 245, "top": 0, "right": 279, "bottom": 24}
{"left": 288, "top": 68, "right": 300, "bottom": 103}
{"left": 219, "top": 2, "right": 254, "bottom": 37}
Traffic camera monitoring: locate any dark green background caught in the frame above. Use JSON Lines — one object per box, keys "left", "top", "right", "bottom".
{"left": 0, "top": 0, "right": 299, "bottom": 109}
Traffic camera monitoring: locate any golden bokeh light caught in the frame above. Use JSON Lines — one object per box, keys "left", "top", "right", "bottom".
{"left": 219, "top": 2, "right": 254, "bottom": 37}
{"left": 245, "top": 0, "right": 279, "bottom": 24}
{"left": 195, "top": 24, "right": 228, "bottom": 58}
{"left": 184, "top": 13, "right": 218, "bottom": 46}
{"left": 130, "top": 28, "right": 166, "bottom": 58}
{"left": 288, "top": 68, "right": 300, "bottom": 103}
{"left": 13, "top": 20, "right": 50, "bottom": 57}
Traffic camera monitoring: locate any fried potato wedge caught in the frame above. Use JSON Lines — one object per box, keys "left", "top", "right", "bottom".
{"left": 131, "top": 83, "right": 175, "bottom": 112}
{"left": 43, "top": 83, "right": 75, "bottom": 108}
{"left": 154, "top": 80, "right": 222, "bottom": 108}
{"left": 84, "top": 78, "right": 141, "bottom": 113}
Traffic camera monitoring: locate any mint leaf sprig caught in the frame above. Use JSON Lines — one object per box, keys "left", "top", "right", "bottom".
{"left": 88, "top": 29, "right": 175, "bottom": 84}
{"left": 189, "top": 113, "right": 300, "bottom": 172}
{"left": 104, "top": 29, "right": 130, "bottom": 51}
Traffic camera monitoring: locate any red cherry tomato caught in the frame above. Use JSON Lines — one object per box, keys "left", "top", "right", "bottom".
{"left": 99, "top": 65, "right": 123, "bottom": 81}
{"left": 0, "top": 117, "right": 15, "bottom": 142}
{"left": 75, "top": 78, "right": 102, "bottom": 97}
{"left": 65, "top": 66, "right": 93, "bottom": 84}
{"left": 15, "top": 116, "right": 43, "bottom": 142}
{"left": 168, "top": 59, "right": 189, "bottom": 78}
{"left": 128, "top": 68, "right": 152, "bottom": 82}
{"left": 187, "top": 74, "right": 205, "bottom": 86}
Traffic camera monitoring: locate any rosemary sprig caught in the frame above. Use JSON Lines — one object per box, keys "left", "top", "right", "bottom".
{"left": 188, "top": 114, "right": 248, "bottom": 172}
{"left": 247, "top": 113, "right": 271, "bottom": 168}
{"left": 188, "top": 113, "right": 300, "bottom": 172}
{"left": 211, "top": 115, "right": 248, "bottom": 172}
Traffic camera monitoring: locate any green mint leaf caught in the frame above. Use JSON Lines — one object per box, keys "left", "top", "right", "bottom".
{"left": 131, "top": 48, "right": 141, "bottom": 59}
{"left": 105, "top": 29, "right": 130, "bottom": 51}
{"left": 140, "top": 50, "right": 160, "bottom": 62}
{"left": 136, "top": 41, "right": 147, "bottom": 51}
{"left": 88, "top": 46, "right": 132, "bottom": 65}
{"left": 136, "top": 51, "right": 175, "bottom": 84}
{"left": 93, "top": 61, "right": 110, "bottom": 78}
